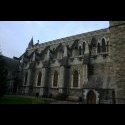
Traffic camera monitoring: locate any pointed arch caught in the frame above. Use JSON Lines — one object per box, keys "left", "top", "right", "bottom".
{"left": 55, "top": 44, "right": 64, "bottom": 59}
{"left": 37, "top": 72, "right": 42, "bottom": 86}
{"left": 89, "top": 37, "right": 97, "bottom": 54}
{"left": 53, "top": 71, "right": 58, "bottom": 87}
{"left": 73, "top": 70, "right": 79, "bottom": 87}
{"left": 91, "top": 37, "right": 97, "bottom": 47}
{"left": 71, "top": 40, "right": 79, "bottom": 57}
{"left": 71, "top": 39, "right": 79, "bottom": 49}
{"left": 102, "top": 38, "right": 106, "bottom": 52}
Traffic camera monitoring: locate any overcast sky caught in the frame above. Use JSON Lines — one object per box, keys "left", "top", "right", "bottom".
{"left": 0, "top": 21, "right": 109, "bottom": 58}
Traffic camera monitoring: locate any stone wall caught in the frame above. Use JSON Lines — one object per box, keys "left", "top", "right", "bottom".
{"left": 110, "top": 21, "right": 125, "bottom": 104}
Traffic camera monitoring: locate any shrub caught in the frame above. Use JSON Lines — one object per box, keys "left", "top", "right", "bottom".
{"left": 0, "top": 55, "right": 8, "bottom": 97}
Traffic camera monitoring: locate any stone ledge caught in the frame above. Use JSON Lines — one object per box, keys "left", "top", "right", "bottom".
{"left": 66, "top": 96, "right": 80, "bottom": 102}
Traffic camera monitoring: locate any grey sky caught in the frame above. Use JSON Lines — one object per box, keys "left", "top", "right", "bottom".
{"left": 0, "top": 21, "right": 109, "bottom": 58}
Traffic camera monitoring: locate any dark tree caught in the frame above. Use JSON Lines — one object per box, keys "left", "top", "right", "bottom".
{"left": 0, "top": 55, "right": 8, "bottom": 97}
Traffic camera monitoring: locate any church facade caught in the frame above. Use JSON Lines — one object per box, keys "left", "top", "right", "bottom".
{"left": 16, "top": 21, "right": 125, "bottom": 104}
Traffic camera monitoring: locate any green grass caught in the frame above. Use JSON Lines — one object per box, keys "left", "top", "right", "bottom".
{"left": 0, "top": 95, "right": 50, "bottom": 104}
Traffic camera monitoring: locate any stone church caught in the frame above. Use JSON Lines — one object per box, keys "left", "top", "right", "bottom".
{"left": 8, "top": 21, "right": 125, "bottom": 104}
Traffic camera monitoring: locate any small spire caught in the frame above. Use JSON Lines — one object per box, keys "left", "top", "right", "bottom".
{"left": 30, "top": 36, "right": 33, "bottom": 44}
{"left": 28, "top": 37, "right": 34, "bottom": 48}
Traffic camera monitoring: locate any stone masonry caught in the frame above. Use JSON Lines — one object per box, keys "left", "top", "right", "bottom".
{"left": 109, "top": 21, "right": 125, "bottom": 104}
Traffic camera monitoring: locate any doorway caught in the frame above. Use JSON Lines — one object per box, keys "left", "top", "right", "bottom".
{"left": 87, "top": 90, "right": 96, "bottom": 104}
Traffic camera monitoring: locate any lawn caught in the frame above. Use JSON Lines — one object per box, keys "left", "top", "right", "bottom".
{"left": 0, "top": 95, "right": 50, "bottom": 104}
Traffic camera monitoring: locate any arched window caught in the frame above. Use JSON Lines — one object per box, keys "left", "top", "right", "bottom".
{"left": 79, "top": 46, "right": 82, "bottom": 55}
{"left": 89, "top": 37, "right": 97, "bottom": 54}
{"left": 83, "top": 42, "right": 85, "bottom": 54}
{"left": 102, "top": 38, "right": 106, "bottom": 52}
{"left": 97, "top": 43, "right": 101, "bottom": 53}
{"left": 53, "top": 71, "right": 58, "bottom": 87}
{"left": 24, "top": 72, "right": 28, "bottom": 85}
{"left": 91, "top": 37, "right": 97, "bottom": 47}
{"left": 37, "top": 72, "right": 42, "bottom": 86}
{"left": 73, "top": 70, "right": 79, "bottom": 87}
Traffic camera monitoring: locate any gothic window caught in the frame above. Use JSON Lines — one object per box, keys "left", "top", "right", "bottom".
{"left": 79, "top": 46, "right": 82, "bottom": 55}
{"left": 91, "top": 37, "right": 97, "bottom": 47}
{"left": 53, "top": 71, "right": 58, "bottom": 87}
{"left": 102, "top": 38, "right": 106, "bottom": 52}
{"left": 97, "top": 43, "right": 101, "bottom": 53}
{"left": 73, "top": 70, "right": 79, "bottom": 87}
{"left": 37, "top": 72, "right": 42, "bottom": 86}
{"left": 83, "top": 42, "right": 85, "bottom": 54}
{"left": 24, "top": 72, "right": 28, "bottom": 85}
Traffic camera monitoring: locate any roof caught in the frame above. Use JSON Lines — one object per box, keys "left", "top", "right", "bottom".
{"left": 2, "top": 56, "right": 19, "bottom": 71}
{"left": 20, "top": 28, "right": 109, "bottom": 59}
